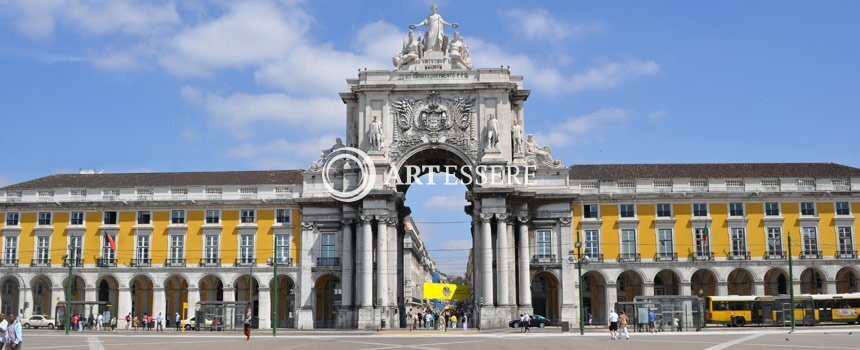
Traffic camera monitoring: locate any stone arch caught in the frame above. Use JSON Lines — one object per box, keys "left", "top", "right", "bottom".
{"left": 764, "top": 267, "right": 790, "bottom": 296}
{"left": 164, "top": 274, "right": 189, "bottom": 326}
{"left": 582, "top": 270, "right": 607, "bottom": 324}
{"left": 130, "top": 275, "right": 154, "bottom": 319}
{"left": 29, "top": 275, "right": 53, "bottom": 316}
{"left": 691, "top": 269, "right": 719, "bottom": 296}
{"left": 800, "top": 267, "right": 826, "bottom": 294}
{"left": 531, "top": 271, "right": 560, "bottom": 323}
{"left": 0, "top": 275, "right": 21, "bottom": 316}
{"left": 270, "top": 274, "right": 297, "bottom": 328}
{"left": 727, "top": 268, "right": 755, "bottom": 296}
{"left": 234, "top": 274, "right": 260, "bottom": 325}
{"left": 654, "top": 269, "right": 681, "bottom": 296}
{"left": 314, "top": 274, "right": 341, "bottom": 328}
{"left": 60, "top": 275, "right": 87, "bottom": 306}
{"left": 95, "top": 274, "right": 120, "bottom": 316}
{"left": 393, "top": 143, "right": 476, "bottom": 193}
{"left": 616, "top": 270, "right": 644, "bottom": 302}
{"left": 836, "top": 266, "right": 860, "bottom": 293}
{"left": 199, "top": 274, "right": 224, "bottom": 302}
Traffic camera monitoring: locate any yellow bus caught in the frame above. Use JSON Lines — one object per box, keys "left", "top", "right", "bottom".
{"left": 805, "top": 293, "right": 860, "bottom": 324}
{"left": 705, "top": 296, "right": 767, "bottom": 326}
{"left": 705, "top": 293, "right": 860, "bottom": 326}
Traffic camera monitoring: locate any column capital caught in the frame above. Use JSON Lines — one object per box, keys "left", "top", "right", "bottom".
{"left": 517, "top": 215, "right": 530, "bottom": 223}
{"left": 558, "top": 217, "right": 572, "bottom": 227}
{"left": 341, "top": 218, "right": 356, "bottom": 226}
{"left": 300, "top": 221, "right": 316, "bottom": 230}
{"left": 495, "top": 212, "right": 510, "bottom": 221}
{"left": 479, "top": 213, "right": 494, "bottom": 222}
{"left": 360, "top": 215, "right": 374, "bottom": 224}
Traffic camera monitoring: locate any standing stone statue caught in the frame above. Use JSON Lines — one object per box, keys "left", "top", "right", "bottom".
{"left": 368, "top": 116, "right": 384, "bottom": 151}
{"left": 511, "top": 119, "right": 524, "bottom": 155}
{"left": 409, "top": 5, "right": 459, "bottom": 53}
{"left": 485, "top": 114, "right": 500, "bottom": 150}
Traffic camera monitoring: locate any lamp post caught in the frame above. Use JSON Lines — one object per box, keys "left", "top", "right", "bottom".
{"left": 64, "top": 244, "right": 73, "bottom": 335}
{"left": 267, "top": 257, "right": 278, "bottom": 337}
{"left": 788, "top": 230, "right": 796, "bottom": 331}
{"left": 249, "top": 261, "right": 254, "bottom": 330}
{"left": 575, "top": 230, "right": 584, "bottom": 336}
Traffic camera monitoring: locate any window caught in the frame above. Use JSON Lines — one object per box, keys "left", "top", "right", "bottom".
{"left": 137, "top": 211, "right": 151, "bottom": 225}
{"left": 5, "top": 213, "right": 19, "bottom": 226}
{"left": 321, "top": 233, "right": 336, "bottom": 258}
{"left": 619, "top": 204, "right": 635, "bottom": 218}
{"left": 275, "top": 234, "right": 290, "bottom": 264}
{"left": 38, "top": 212, "right": 52, "bottom": 225}
{"left": 800, "top": 202, "right": 816, "bottom": 216}
{"left": 68, "top": 236, "right": 83, "bottom": 263}
{"left": 171, "top": 210, "right": 186, "bottom": 224}
{"left": 171, "top": 188, "right": 188, "bottom": 195}
{"left": 205, "top": 187, "right": 223, "bottom": 195}
{"left": 536, "top": 229, "right": 552, "bottom": 257}
{"left": 240, "top": 235, "right": 255, "bottom": 264}
{"left": 36, "top": 236, "right": 50, "bottom": 263}
{"left": 658, "top": 228, "right": 674, "bottom": 256}
{"left": 836, "top": 202, "right": 850, "bottom": 216}
{"left": 729, "top": 203, "right": 744, "bottom": 217}
{"left": 70, "top": 212, "right": 85, "bottom": 225}
{"left": 205, "top": 210, "right": 220, "bottom": 224}
{"left": 135, "top": 235, "right": 150, "bottom": 261}
{"left": 103, "top": 189, "right": 120, "bottom": 198}
{"left": 693, "top": 203, "right": 708, "bottom": 217}
{"left": 617, "top": 180, "right": 635, "bottom": 190}
{"left": 276, "top": 209, "right": 291, "bottom": 224}
{"left": 694, "top": 227, "right": 710, "bottom": 256}
{"left": 802, "top": 227, "right": 818, "bottom": 254}
{"left": 102, "top": 232, "right": 116, "bottom": 261}
{"left": 654, "top": 179, "right": 672, "bottom": 189}
{"left": 169, "top": 235, "right": 185, "bottom": 262}
{"left": 726, "top": 179, "right": 745, "bottom": 189}
{"left": 762, "top": 179, "right": 780, "bottom": 189}
{"left": 70, "top": 189, "right": 87, "bottom": 198}
{"left": 584, "top": 229, "right": 600, "bottom": 259}
{"left": 838, "top": 227, "right": 854, "bottom": 254}
{"left": 240, "top": 187, "right": 258, "bottom": 194}
{"left": 204, "top": 235, "right": 219, "bottom": 263}
{"left": 583, "top": 205, "right": 599, "bottom": 219}
{"left": 767, "top": 227, "right": 783, "bottom": 254}
{"left": 620, "top": 229, "right": 637, "bottom": 259}
{"left": 730, "top": 228, "right": 746, "bottom": 255}
{"left": 240, "top": 209, "right": 256, "bottom": 224}
{"left": 765, "top": 202, "right": 780, "bottom": 216}
{"left": 3, "top": 236, "right": 17, "bottom": 264}
{"left": 656, "top": 204, "right": 672, "bottom": 218}
{"left": 690, "top": 179, "right": 708, "bottom": 189}
{"left": 103, "top": 211, "right": 118, "bottom": 225}
{"left": 797, "top": 179, "right": 816, "bottom": 190}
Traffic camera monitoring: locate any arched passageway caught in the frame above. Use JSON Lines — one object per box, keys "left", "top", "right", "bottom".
{"left": 582, "top": 271, "right": 606, "bottom": 324}
{"left": 314, "top": 274, "right": 341, "bottom": 328}
{"left": 164, "top": 275, "right": 188, "bottom": 326}
{"left": 800, "top": 268, "right": 825, "bottom": 294}
{"left": 270, "top": 275, "right": 296, "bottom": 328}
{"left": 691, "top": 269, "right": 718, "bottom": 297}
{"left": 235, "top": 275, "right": 260, "bottom": 327}
{"left": 836, "top": 267, "right": 859, "bottom": 293}
{"left": 30, "top": 275, "right": 52, "bottom": 316}
{"left": 727, "top": 269, "right": 754, "bottom": 296}
{"left": 616, "top": 270, "right": 644, "bottom": 302}
{"left": 764, "top": 268, "right": 789, "bottom": 295}
{"left": 0, "top": 277, "right": 20, "bottom": 316}
{"left": 654, "top": 270, "right": 681, "bottom": 296}
{"left": 130, "top": 275, "right": 154, "bottom": 320}
{"left": 96, "top": 275, "right": 119, "bottom": 316}
{"left": 531, "top": 271, "right": 560, "bottom": 323}
{"left": 199, "top": 275, "right": 224, "bottom": 302}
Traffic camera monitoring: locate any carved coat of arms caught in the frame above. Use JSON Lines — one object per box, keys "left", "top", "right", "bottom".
{"left": 390, "top": 91, "right": 476, "bottom": 160}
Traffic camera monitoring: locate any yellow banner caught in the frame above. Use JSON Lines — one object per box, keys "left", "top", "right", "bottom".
{"left": 423, "top": 283, "right": 470, "bottom": 301}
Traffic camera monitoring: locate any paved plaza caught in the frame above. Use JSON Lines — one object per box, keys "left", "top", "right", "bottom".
{"left": 20, "top": 328, "right": 860, "bottom": 350}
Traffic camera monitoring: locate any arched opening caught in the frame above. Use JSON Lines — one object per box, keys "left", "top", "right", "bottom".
{"left": 95, "top": 275, "right": 119, "bottom": 317}
{"left": 582, "top": 271, "right": 607, "bottom": 324}
{"left": 314, "top": 274, "right": 341, "bottom": 328}
{"left": 61, "top": 275, "right": 86, "bottom": 316}
{"left": 654, "top": 270, "right": 681, "bottom": 296}
{"left": 764, "top": 268, "right": 789, "bottom": 295}
{"left": 30, "top": 275, "right": 52, "bottom": 316}
{"left": 269, "top": 275, "right": 296, "bottom": 328}
{"left": 164, "top": 275, "right": 188, "bottom": 325}
{"left": 727, "top": 269, "right": 754, "bottom": 296}
{"left": 234, "top": 275, "right": 259, "bottom": 327}
{"left": 616, "top": 270, "right": 644, "bottom": 302}
{"left": 1, "top": 277, "right": 20, "bottom": 316}
{"left": 199, "top": 275, "right": 224, "bottom": 302}
{"left": 691, "top": 269, "right": 718, "bottom": 297}
{"left": 531, "top": 271, "right": 560, "bottom": 323}
{"left": 836, "top": 267, "right": 859, "bottom": 293}
{"left": 800, "top": 268, "right": 825, "bottom": 294}
{"left": 130, "top": 275, "right": 154, "bottom": 320}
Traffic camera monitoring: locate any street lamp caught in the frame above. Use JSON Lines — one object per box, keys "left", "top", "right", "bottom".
{"left": 64, "top": 244, "right": 74, "bottom": 335}
{"left": 267, "top": 257, "right": 279, "bottom": 337}
{"left": 575, "top": 229, "right": 585, "bottom": 336}
{"left": 787, "top": 230, "right": 796, "bottom": 332}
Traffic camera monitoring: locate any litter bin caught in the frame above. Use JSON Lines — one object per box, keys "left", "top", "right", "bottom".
{"left": 561, "top": 321, "right": 570, "bottom": 333}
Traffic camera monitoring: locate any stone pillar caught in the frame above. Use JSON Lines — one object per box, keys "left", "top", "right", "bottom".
{"left": 518, "top": 217, "right": 531, "bottom": 307}
{"left": 361, "top": 216, "right": 373, "bottom": 308}
{"left": 824, "top": 280, "right": 837, "bottom": 294}
{"left": 481, "top": 214, "right": 494, "bottom": 306}
{"left": 258, "top": 287, "right": 271, "bottom": 329}
{"left": 717, "top": 282, "right": 728, "bottom": 296}
{"left": 643, "top": 283, "right": 655, "bottom": 296}
{"left": 51, "top": 287, "right": 63, "bottom": 319}
{"left": 186, "top": 287, "right": 200, "bottom": 319}
{"left": 753, "top": 282, "right": 765, "bottom": 296}
{"left": 376, "top": 216, "right": 389, "bottom": 309}
{"left": 117, "top": 287, "right": 132, "bottom": 328}
{"left": 680, "top": 282, "right": 692, "bottom": 296}
{"left": 496, "top": 213, "right": 510, "bottom": 306}
{"left": 152, "top": 286, "right": 165, "bottom": 317}
{"left": 296, "top": 221, "right": 315, "bottom": 329}
{"left": 606, "top": 283, "right": 618, "bottom": 315}
{"left": 84, "top": 287, "right": 97, "bottom": 303}
{"left": 19, "top": 287, "right": 32, "bottom": 318}
{"left": 341, "top": 219, "right": 354, "bottom": 308}
{"left": 223, "top": 288, "right": 235, "bottom": 302}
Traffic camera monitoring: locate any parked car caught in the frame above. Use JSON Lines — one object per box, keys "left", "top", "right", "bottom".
{"left": 508, "top": 314, "right": 551, "bottom": 328}
{"left": 182, "top": 317, "right": 214, "bottom": 331}
{"left": 22, "top": 315, "right": 55, "bottom": 329}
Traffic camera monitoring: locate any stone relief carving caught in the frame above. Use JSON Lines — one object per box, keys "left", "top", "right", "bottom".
{"left": 308, "top": 138, "right": 345, "bottom": 172}
{"left": 390, "top": 91, "right": 476, "bottom": 160}
{"left": 524, "top": 134, "right": 563, "bottom": 168}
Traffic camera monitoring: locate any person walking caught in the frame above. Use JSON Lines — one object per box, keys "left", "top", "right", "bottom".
{"left": 146, "top": 313, "right": 153, "bottom": 331}
{"left": 462, "top": 314, "right": 468, "bottom": 331}
{"left": 648, "top": 309, "right": 656, "bottom": 333}
{"left": 450, "top": 314, "right": 458, "bottom": 330}
{"left": 133, "top": 315, "right": 139, "bottom": 332}
{"left": 97, "top": 313, "right": 104, "bottom": 331}
{"left": 1, "top": 313, "right": 9, "bottom": 350}
{"left": 8, "top": 314, "right": 22, "bottom": 350}
{"left": 522, "top": 313, "right": 531, "bottom": 333}
{"left": 175, "top": 313, "right": 181, "bottom": 331}
{"left": 156, "top": 312, "right": 163, "bottom": 332}
{"left": 618, "top": 311, "right": 630, "bottom": 340}
{"left": 125, "top": 313, "right": 131, "bottom": 331}
{"left": 243, "top": 307, "right": 253, "bottom": 341}
{"left": 608, "top": 309, "right": 619, "bottom": 340}
{"left": 110, "top": 316, "right": 117, "bottom": 331}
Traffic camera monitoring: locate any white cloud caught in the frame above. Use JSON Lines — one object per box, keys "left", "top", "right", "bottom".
{"left": 226, "top": 135, "right": 339, "bottom": 170}
{"left": 424, "top": 194, "right": 468, "bottom": 211}
{"left": 502, "top": 8, "right": 603, "bottom": 41}
{"left": 89, "top": 50, "right": 142, "bottom": 70}
{"left": 0, "top": 176, "right": 11, "bottom": 187}
{"left": 535, "top": 108, "right": 629, "bottom": 147}
{"left": 649, "top": 109, "right": 667, "bottom": 121}
{"left": 566, "top": 60, "right": 659, "bottom": 93}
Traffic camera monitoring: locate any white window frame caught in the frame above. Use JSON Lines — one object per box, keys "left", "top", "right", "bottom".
{"left": 204, "top": 234, "right": 220, "bottom": 263}
{"left": 70, "top": 211, "right": 85, "bottom": 226}
{"left": 101, "top": 231, "right": 117, "bottom": 261}
{"left": 37, "top": 211, "right": 52, "bottom": 226}
{"left": 205, "top": 210, "right": 221, "bottom": 225}
{"left": 656, "top": 203, "right": 672, "bottom": 218}
{"left": 239, "top": 234, "right": 255, "bottom": 264}
{"left": 135, "top": 234, "right": 151, "bottom": 262}
{"left": 728, "top": 202, "right": 745, "bottom": 217}
{"left": 240, "top": 209, "right": 256, "bottom": 224}
{"left": 800, "top": 202, "right": 816, "bottom": 216}
{"left": 169, "top": 234, "right": 185, "bottom": 262}
{"left": 802, "top": 226, "right": 819, "bottom": 255}
{"left": 102, "top": 211, "right": 118, "bottom": 225}
{"left": 835, "top": 202, "right": 851, "bottom": 216}
{"left": 321, "top": 233, "right": 336, "bottom": 259}
{"left": 582, "top": 204, "right": 599, "bottom": 219}
{"left": 35, "top": 235, "right": 51, "bottom": 264}
{"left": 3, "top": 235, "right": 18, "bottom": 264}
{"left": 692, "top": 203, "right": 708, "bottom": 217}
{"left": 766, "top": 227, "right": 783, "bottom": 255}
{"left": 136, "top": 211, "right": 152, "bottom": 225}
{"left": 730, "top": 227, "right": 747, "bottom": 256}
{"left": 657, "top": 228, "right": 674, "bottom": 257}
{"left": 693, "top": 226, "right": 711, "bottom": 257}
{"left": 275, "top": 209, "right": 291, "bottom": 225}
{"left": 837, "top": 226, "right": 854, "bottom": 254}
{"left": 68, "top": 235, "right": 83, "bottom": 264}
{"left": 274, "top": 234, "right": 289, "bottom": 264}
{"left": 765, "top": 202, "right": 780, "bottom": 216}
{"left": 583, "top": 229, "right": 600, "bottom": 259}
{"left": 619, "top": 204, "right": 635, "bottom": 219}
{"left": 535, "top": 229, "right": 552, "bottom": 258}
{"left": 619, "top": 228, "right": 637, "bottom": 259}
{"left": 171, "top": 210, "right": 186, "bottom": 225}
{"left": 5, "top": 212, "right": 19, "bottom": 226}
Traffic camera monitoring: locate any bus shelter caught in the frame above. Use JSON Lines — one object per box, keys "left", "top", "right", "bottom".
{"left": 55, "top": 301, "right": 111, "bottom": 330}
{"left": 617, "top": 296, "right": 704, "bottom": 332}
{"left": 192, "top": 301, "right": 256, "bottom": 331}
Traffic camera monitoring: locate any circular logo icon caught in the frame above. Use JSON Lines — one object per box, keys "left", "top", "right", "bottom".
{"left": 321, "top": 147, "right": 376, "bottom": 202}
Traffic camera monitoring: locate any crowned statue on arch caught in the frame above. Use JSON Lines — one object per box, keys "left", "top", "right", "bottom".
{"left": 409, "top": 5, "right": 459, "bottom": 53}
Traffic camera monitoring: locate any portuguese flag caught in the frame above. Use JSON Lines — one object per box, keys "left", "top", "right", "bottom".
{"left": 105, "top": 232, "right": 117, "bottom": 251}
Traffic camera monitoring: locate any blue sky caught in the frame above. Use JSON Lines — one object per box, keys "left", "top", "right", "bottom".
{"left": 1, "top": 0, "right": 858, "bottom": 274}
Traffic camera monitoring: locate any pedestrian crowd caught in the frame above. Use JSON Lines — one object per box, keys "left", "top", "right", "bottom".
{"left": 0, "top": 313, "right": 23, "bottom": 350}
{"left": 407, "top": 307, "right": 470, "bottom": 332}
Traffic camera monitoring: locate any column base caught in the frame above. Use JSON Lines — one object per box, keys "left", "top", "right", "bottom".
{"left": 336, "top": 307, "right": 357, "bottom": 329}
{"left": 296, "top": 307, "right": 314, "bottom": 330}
{"left": 357, "top": 306, "right": 378, "bottom": 330}
{"left": 561, "top": 304, "right": 579, "bottom": 329}
{"left": 479, "top": 306, "right": 515, "bottom": 329}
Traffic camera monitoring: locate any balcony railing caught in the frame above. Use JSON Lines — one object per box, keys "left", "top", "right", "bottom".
{"left": 764, "top": 251, "right": 786, "bottom": 260}
{"left": 583, "top": 253, "right": 604, "bottom": 263}
{"left": 272, "top": 258, "right": 293, "bottom": 267}
{"left": 800, "top": 250, "right": 823, "bottom": 260}
{"left": 235, "top": 258, "right": 257, "bottom": 267}
{"left": 836, "top": 250, "right": 857, "bottom": 259}
{"left": 131, "top": 258, "right": 152, "bottom": 267}
{"left": 727, "top": 251, "right": 751, "bottom": 261}
{"left": 165, "top": 258, "right": 186, "bottom": 267}
{"left": 617, "top": 253, "right": 641, "bottom": 262}
{"left": 63, "top": 258, "right": 84, "bottom": 267}
{"left": 316, "top": 257, "right": 341, "bottom": 267}
{"left": 97, "top": 258, "right": 117, "bottom": 267}
{"left": 200, "top": 258, "right": 221, "bottom": 267}
{"left": 691, "top": 252, "right": 714, "bottom": 261}
{"left": 531, "top": 254, "right": 559, "bottom": 265}
{"left": 30, "top": 258, "right": 51, "bottom": 267}
{"left": 654, "top": 252, "right": 678, "bottom": 261}
{"left": 0, "top": 259, "right": 19, "bottom": 267}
